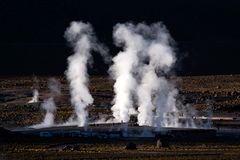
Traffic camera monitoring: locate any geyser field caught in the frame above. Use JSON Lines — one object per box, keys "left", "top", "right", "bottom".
{"left": 1, "top": 75, "right": 240, "bottom": 159}
{"left": 1, "top": 22, "right": 240, "bottom": 159}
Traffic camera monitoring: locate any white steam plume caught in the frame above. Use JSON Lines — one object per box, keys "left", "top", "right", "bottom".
{"left": 137, "top": 23, "right": 197, "bottom": 128}
{"left": 31, "top": 78, "right": 61, "bottom": 128}
{"left": 28, "top": 76, "right": 39, "bottom": 103}
{"left": 136, "top": 23, "right": 176, "bottom": 126}
{"left": 154, "top": 79, "right": 180, "bottom": 128}
{"left": 28, "top": 89, "right": 39, "bottom": 103}
{"left": 65, "top": 21, "right": 109, "bottom": 126}
{"left": 39, "top": 97, "right": 57, "bottom": 127}
{"left": 137, "top": 66, "right": 159, "bottom": 126}
{"left": 110, "top": 23, "right": 147, "bottom": 123}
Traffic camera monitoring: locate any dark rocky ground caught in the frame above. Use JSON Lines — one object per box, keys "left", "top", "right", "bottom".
{"left": 0, "top": 75, "right": 240, "bottom": 159}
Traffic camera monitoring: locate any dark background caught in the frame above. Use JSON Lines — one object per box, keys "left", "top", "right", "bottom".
{"left": 0, "top": 0, "right": 240, "bottom": 76}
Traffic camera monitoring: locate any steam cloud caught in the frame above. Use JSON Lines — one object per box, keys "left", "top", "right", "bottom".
{"left": 28, "top": 21, "right": 200, "bottom": 129}
{"left": 109, "top": 23, "right": 146, "bottom": 123}
{"left": 64, "top": 21, "right": 109, "bottom": 127}
{"left": 32, "top": 78, "right": 61, "bottom": 128}
{"left": 110, "top": 22, "right": 197, "bottom": 128}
